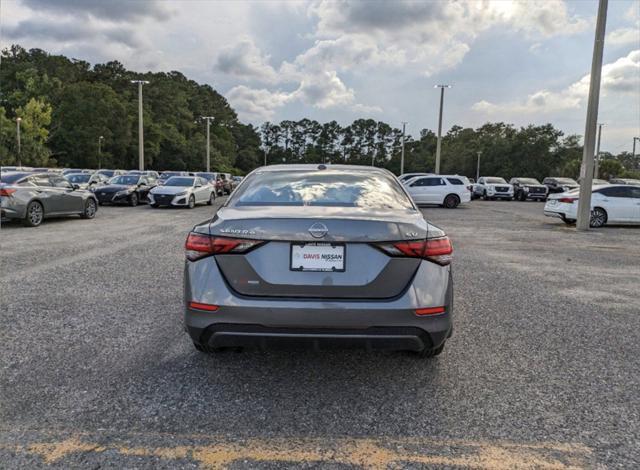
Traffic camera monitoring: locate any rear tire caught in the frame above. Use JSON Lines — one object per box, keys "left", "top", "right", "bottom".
{"left": 443, "top": 194, "right": 460, "bottom": 209}
{"left": 23, "top": 201, "right": 44, "bottom": 227}
{"left": 415, "top": 343, "right": 445, "bottom": 358}
{"left": 128, "top": 193, "right": 138, "bottom": 207}
{"left": 590, "top": 207, "right": 607, "bottom": 228}
{"left": 80, "top": 198, "right": 97, "bottom": 219}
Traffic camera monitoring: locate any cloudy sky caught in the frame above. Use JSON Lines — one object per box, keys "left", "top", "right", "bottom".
{"left": 2, "top": 0, "right": 639, "bottom": 152}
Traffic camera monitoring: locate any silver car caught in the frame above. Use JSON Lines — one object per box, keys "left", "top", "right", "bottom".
{"left": 184, "top": 164, "right": 453, "bottom": 358}
{"left": 149, "top": 176, "right": 215, "bottom": 208}
{"left": 1, "top": 172, "right": 98, "bottom": 227}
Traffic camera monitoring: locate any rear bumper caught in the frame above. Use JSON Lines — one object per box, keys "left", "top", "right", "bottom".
{"left": 190, "top": 324, "right": 439, "bottom": 351}
{"left": 184, "top": 258, "right": 453, "bottom": 352}
{"left": 1, "top": 198, "right": 26, "bottom": 219}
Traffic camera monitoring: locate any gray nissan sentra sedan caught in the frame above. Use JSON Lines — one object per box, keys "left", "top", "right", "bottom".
{"left": 184, "top": 164, "right": 453, "bottom": 358}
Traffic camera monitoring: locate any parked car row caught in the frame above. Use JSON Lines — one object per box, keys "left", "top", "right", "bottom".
{"left": 1, "top": 166, "right": 246, "bottom": 227}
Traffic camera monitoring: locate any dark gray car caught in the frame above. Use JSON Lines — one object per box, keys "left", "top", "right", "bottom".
{"left": 0, "top": 172, "right": 98, "bottom": 227}
{"left": 184, "top": 164, "right": 454, "bottom": 357}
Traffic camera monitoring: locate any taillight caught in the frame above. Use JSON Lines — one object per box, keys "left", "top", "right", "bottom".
{"left": 188, "top": 301, "right": 219, "bottom": 312}
{"left": 375, "top": 237, "right": 453, "bottom": 266}
{"left": 415, "top": 306, "right": 446, "bottom": 316}
{"left": 185, "top": 232, "right": 264, "bottom": 261}
{"left": 558, "top": 197, "right": 578, "bottom": 203}
{"left": 0, "top": 188, "right": 17, "bottom": 197}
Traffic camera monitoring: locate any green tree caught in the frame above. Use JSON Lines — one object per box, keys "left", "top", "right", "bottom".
{"left": 14, "top": 98, "right": 53, "bottom": 166}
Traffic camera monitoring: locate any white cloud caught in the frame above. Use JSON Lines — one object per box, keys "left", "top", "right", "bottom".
{"left": 215, "top": 38, "right": 280, "bottom": 83}
{"left": 226, "top": 85, "right": 294, "bottom": 121}
{"left": 472, "top": 49, "right": 640, "bottom": 115}
{"left": 607, "top": 28, "right": 640, "bottom": 47}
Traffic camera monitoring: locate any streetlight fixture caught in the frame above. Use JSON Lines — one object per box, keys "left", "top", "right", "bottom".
{"left": 98, "top": 135, "right": 104, "bottom": 169}
{"left": 16, "top": 117, "right": 22, "bottom": 167}
{"left": 199, "top": 116, "right": 215, "bottom": 172}
{"left": 576, "top": 0, "right": 608, "bottom": 231}
{"left": 434, "top": 84, "right": 451, "bottom": 174}
{"left": 131, "top": 80, "right": 149, "bottom": 171}
{"left": 400, "top": 121, "right": 408, "bottom": 175}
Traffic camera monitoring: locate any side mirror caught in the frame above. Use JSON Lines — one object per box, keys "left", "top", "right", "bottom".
{"left": 195, "top": 183, "right": 202, "bottom": 188}
{"left": 72, "top": 183, "right": 80, "bottom": 190}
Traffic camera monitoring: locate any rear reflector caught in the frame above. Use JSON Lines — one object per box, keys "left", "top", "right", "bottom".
{"left": 415, "top": 306, "right": 446, "bottom": 316}
{"left": 188, "top": 301, "right": 219, "bottom": 311}
{"left": 0, "top": 188, "right": 17, "bottom": 197}
{"left": 375, "top": 237, "right": 453, "bottom": 266}
{"left": 185, "top": 232, "right": 264, "bottom": 261}
{"left": 558, "top": 197, "right": 578, "bottom": 203}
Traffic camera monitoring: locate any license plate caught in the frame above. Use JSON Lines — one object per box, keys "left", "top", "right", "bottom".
{"left": 290, "top": 243, "right": 345, "bottom": 272}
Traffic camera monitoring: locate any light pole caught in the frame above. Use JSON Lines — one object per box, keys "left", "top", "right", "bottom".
{"left": 476, "top": 151, "right": 482, "bottom": 181}
{"left": 400, "top": 121, "right": 407, "bottom": 175}
{"left": 633, "top": 137, "right": 640, "bottom": 169}
{"left": 98, "top": 135, "right": 104, "bottom": 169}
{"left": 576, "top": 0, "right": 608, "bottom": 231}
{"left": 200, "top": 116, "right": 215, "bottom": 172}
{"left": 434, "top": 84, "right": 451, "bottom": 174}
{"left": 131, "top": 80, "right": 149, "bottom": 171}
{"left": 594, "top": 123, "right": 604, "bottom": 179}
{"left": 16, "top": 117, "right": 22, "bottom": 167}
{"left": 264, "top": 146, "right": 269, "bottom": 166}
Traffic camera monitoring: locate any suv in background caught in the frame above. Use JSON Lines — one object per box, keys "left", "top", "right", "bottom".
{"left": 404, "top": 174, "right": 471, "bottom": 208}
{"left": 509, "top": 177, "right": 548, "bottom": 201}
{"left": 474, "top": 177, "right": 514, "bottom": 200}
{"left": 542, "top": 177, "right": 579, "bottom": 194}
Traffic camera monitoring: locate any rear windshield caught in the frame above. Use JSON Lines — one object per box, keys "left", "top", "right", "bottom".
{"left": 160, "top": 172, "right": 181, "bottom": 179}
{"left": 1, "top": 172, "right": 30, "bottom": 184}
{"left": 230, "top": 170, "right": 415, "bottom": 210}
{"left": 164, "top": 177, "right": 194, "bottom": 186}
{"left": 111, "top": 175, "right": 140, "bottom": 185}
{"left": 555, "top": 178, "right": 578, "bottom": 184}
{"left": 486, "top": 177, "right": 507, "bottom": 184}
{"left": 67, "top": 174, "right": 91, "bottom": 183}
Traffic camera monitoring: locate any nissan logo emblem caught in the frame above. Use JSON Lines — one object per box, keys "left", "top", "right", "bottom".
{"left": 308, "top": 222, "right": 328, "bottom": 238}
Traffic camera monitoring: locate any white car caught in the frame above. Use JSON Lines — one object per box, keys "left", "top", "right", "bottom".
{"left": 474, "top": 177, "right": 514, "bottom": 200}
{"left": 149, "top": 176, "right": 215, "bottom": 208}
{"left": 544, "top": 184, "right": 640, "bottom": 227}
{"left": 404, "top": 174, "right": 471, "bottom": 208}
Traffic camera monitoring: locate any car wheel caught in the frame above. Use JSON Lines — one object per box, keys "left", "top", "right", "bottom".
{"left": 207, "top": 192, "right": 215, "bottom": 205}
{"left": 415, "top": 343, "right": 445, "bottom": 358}
{"left": 23, "top": 201, "right": 44, "bottom": 227}
{"left": 518, "top": 192, "right": 526, "bottom": 201}
{"left": 188, "top": 195, "right": 195, "bottom": 209}
{"left": 443, "top": 194, "right": 460, "bottom": 209}
{"left": 482, "top": 190, "right": 489, "bottom": 201}
{"left": 562, "top": 217, "right": 576, "bottom": 225}
{"left": 80, "top": 198, "right": 97, "bottom": 219}
{"left": 590, "top": 207, "right": 607, "bottom": 228}
{"left": 128, "top": 193, "right": 138, "bottom": 207}
{"left": 150, "top": 203, "right": 159, "bottom": 208}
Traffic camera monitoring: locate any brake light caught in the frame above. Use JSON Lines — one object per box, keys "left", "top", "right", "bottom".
{"left": 188, "top": 301, "right": 219, "bottom": 312}
{"left": 558, "top": 197, "right": 578, "bottom": 203}
{"left": 415, "top": 306, "right": 446, "bottom": 316}
{"left": 0, "top": 188, "right": 17, "bottom": 197}
{"left": 185, "top": 232, "right": 264, "bottom": 261}
{"left": 375, "top": 237, "right": 453, "bottom": 266}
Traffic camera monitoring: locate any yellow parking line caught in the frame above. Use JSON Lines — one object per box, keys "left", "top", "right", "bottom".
{"left": 5, "top": 434, "right": 593, "bottom": 469}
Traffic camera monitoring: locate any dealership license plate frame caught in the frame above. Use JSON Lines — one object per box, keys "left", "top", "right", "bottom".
{"left": 290, "top": 242, "right": 346, "bottom": 272}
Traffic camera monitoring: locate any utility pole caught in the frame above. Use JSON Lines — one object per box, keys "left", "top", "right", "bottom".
{"left": 594, "top": 123, "right": 604, "bottom": 179}
{"left": 476, "top": 151, "right": 482, "bottom": 181}
{"left": 633, "top": 137, "right": 640, "bottom": 169}
{"left": 264, "top": 146, "right": 269, "bottom": 166}
{"left": 400, "top": 121, "right": 407, "bottom": 175}
{"left": 131, "top": 80, "right": 149, "bottom": 171}
{"left": 16, "top": 117, "right": 22, "bottom": 167}
{"left": 434, "top": 85, "right": 451, "bottom": 174}
{"left": 98, "top": 135, "right": 104, "bottom": 169}
{"left": 200, "top": 116, "right": 215, "bottom": 172}
{"left": 576, "top": 0, "right": 608, "bottom": 231}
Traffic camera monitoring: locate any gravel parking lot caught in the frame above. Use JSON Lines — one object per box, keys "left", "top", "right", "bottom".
{"left": 1, "top": 200, "right": 638, "bottom": 468}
